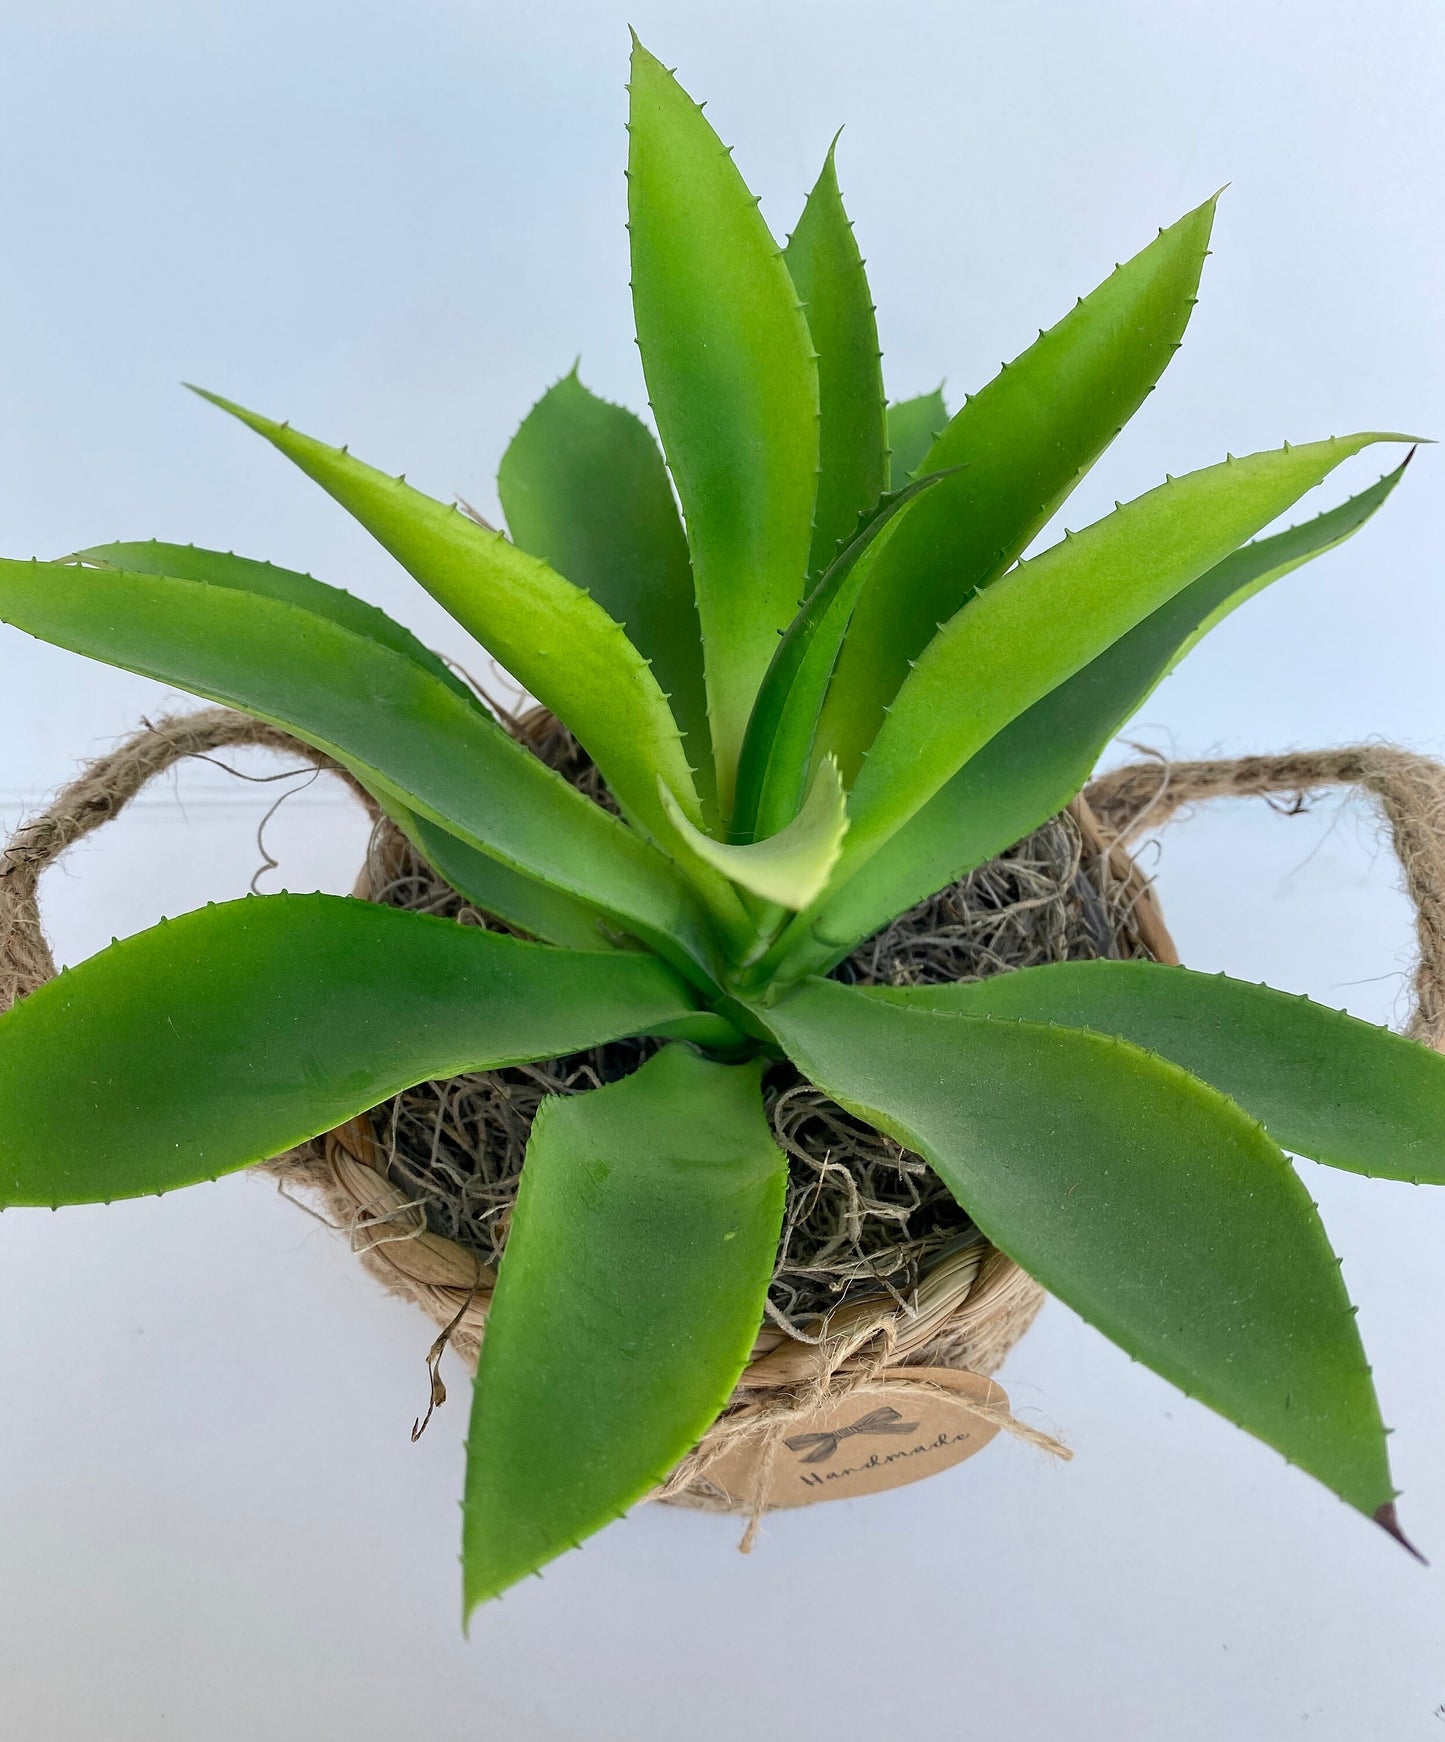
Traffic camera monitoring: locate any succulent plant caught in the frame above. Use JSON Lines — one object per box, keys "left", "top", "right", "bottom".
{"left": 0, "top": 35, "right": 1437, "bottom": 1619}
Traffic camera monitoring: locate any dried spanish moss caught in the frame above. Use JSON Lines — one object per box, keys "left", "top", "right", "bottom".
{"left": 363, "top": 720, "right": 1157, "bottom": 1337}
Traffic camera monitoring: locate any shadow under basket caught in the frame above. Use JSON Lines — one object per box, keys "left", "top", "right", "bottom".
{"left": 9, "top": 709, "right": 1445, "bottom": 1526}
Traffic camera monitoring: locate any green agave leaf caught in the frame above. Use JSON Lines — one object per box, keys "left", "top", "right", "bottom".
{"left": 762, "top": 978, "right": 1396, "bottom": 1524}
{"left": 463, "top": 1044, "right": 786, "bottom": 1612}
{"left": 781, "top": 461, "right": 1409, "bottom": 975}
{"left": 67, "top": 539, "right": 479, "bottom": 708}
{"left": 885, "top": 387, "right": 948, "bottom": 490}
{"left": 840, "top": 434, "right": 1415, "bottom": 886}
{"left": 0, "top": 893, "right": 700, "bottom": 1207}
{"left": 1168, "top": 453, "right": 1415, "bottom": 663}
{"left": 731, "top": 470, "right": 952, "bottom": 845}
{"left": 0, "top": 556, "right": 720, "bottom": 981}
{"left": 188, "top": 388, "right": 708, "bottom": 849}
{"left": 646, "top": 1011, "right": 757, "bottom": 1051}
{"left": 784, "top": 136, "right": 887, "bottom": 584}
{"left": 496, "top": 368, "right": 715, "bottom": 820}
{"left": 861, "top": 960, "right": 1445, "bottom": 1182}
{"left": 386, "top": 804, "right": 620, "bottom": 953}
{"left": 660, "top": 756, "right": 847, "bottom": 910}
{"left": 627, "top": 36, "right": 819, "bottom": 810}
{"left": 817, "top": 195, "right": 1219, "bottom": 779}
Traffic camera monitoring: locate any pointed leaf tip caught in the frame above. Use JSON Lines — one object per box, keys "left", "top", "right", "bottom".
{"left": 185, "top": 384, "right": 282, "bottom": 443}
{"left": 1374, "top": 1501, "right": 1428, "bottom": 1564}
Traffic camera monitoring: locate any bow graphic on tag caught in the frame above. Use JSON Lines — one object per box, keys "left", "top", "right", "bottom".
{"left": 784, "top": 1404, "right": 921, "bottom": 1465}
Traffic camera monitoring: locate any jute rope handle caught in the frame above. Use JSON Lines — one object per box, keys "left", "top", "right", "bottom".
{"left": 0, "top": 707, "right": 373, "bottom": 1012}
{"left": 1084, "top": 744, "right": 1445, "bottom": 1049}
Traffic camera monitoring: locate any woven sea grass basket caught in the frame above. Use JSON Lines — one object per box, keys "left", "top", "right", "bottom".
{"left": 286, "top": 776, "right": 1170, "bottom": 1514}
{"left": 7, "top": 707, "right": 1444, "bottom": 1523}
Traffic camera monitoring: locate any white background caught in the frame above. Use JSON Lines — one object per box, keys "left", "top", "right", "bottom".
{"left": 1, "top": 2, "right": 1442, "bottom": 1736}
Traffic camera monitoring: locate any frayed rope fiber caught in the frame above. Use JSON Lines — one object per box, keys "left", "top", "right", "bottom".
{"left": 7, "top": 710, "right": 1445, "bottom": 1520}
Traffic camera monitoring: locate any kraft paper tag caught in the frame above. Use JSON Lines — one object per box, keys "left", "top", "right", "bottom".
{"left": 698, "top": 1367, "right": 1005, "bottom": 1510}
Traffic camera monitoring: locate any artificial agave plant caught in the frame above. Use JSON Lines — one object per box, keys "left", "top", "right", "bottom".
{"left": 0, "top": 36, "right": 1437, "bottom": 1617}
